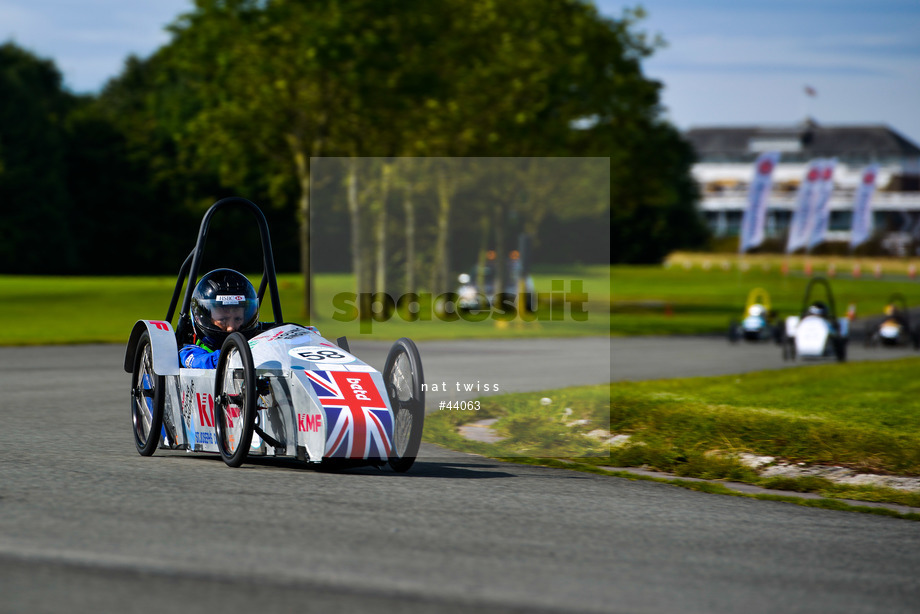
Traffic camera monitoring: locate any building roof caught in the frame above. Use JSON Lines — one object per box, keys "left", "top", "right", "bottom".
{"left": 685, "top": 120, "right": 920, "bottom": 163}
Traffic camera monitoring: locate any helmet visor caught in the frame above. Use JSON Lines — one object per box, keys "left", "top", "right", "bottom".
{"left": 194, "top": 296, "right": 259, "bottom": 334}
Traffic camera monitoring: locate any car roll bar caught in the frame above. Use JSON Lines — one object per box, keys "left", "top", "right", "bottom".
{"left": 165, "top": 197, "right": 284, "bottom": 341}
{"left": 884, "top": 292, "right": 910, "bottom": 326}
{"left": 799, "top": 276, "right": 837, "bottom": 320}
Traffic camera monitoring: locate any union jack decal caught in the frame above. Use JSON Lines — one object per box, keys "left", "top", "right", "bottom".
{"left": 305, "top": 370, "right": 393, "bottom": 459}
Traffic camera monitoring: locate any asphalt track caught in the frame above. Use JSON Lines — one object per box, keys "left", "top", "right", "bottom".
{"left": 2, "top": 338, "right": 920, "bottom": 613}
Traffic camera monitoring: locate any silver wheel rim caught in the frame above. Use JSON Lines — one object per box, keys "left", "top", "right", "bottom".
{"left": 390, "top": 352, "right": 414, "bottom": 457}
{"left": 219, "top": 348, "right": 246, "bottom": 455}
{"left": 133, "top": 343, "right": 155, "bottom": 442}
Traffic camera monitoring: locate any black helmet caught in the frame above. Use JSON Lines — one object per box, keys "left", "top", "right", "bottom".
{"left": 190, "top": 269, "right": 259, "bottom": 347}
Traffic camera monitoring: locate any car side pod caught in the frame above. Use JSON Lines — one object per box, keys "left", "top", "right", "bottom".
{"left": 125, "top": 320, "right": 181, "bottom": 457}
{"left": 124, "top": 320, "right": 181, "bottom": 377}
{"left": 784, "top": 316, "right": 800, "bottom": 339}
{"left": 837, "top": 317, "right": 850, "bottom": 339}
{"left": 795, "top": 316, "right": 832, "bottom": 358}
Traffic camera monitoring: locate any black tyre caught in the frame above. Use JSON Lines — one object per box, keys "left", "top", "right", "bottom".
{"left": 131, "top": 331, "right": 165, "bottom": 456}
{"left": 384, "top": 338, "right": 425, "bottom": 473}
{"left": 772, "top": 325, "right": 783, "bottom": 345}
{"left": 834, "top": 338, "right": 847, "bottom": 362}
{"left": 782, "top": 336, "right": 796, "bottom": 361}
{"left": 214, "top": 332, "right": 258, "bottom": 468}
{"left": 728, "top": 321, "right": 740, "bottom": 344}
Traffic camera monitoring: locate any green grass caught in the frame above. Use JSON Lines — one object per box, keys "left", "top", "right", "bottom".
{"left": 0, "top": 265, "right": 610, "bottom": 345}
{"left": 10, "top": 259, "right": 920, "bottom": 344}
{"left": 425, "top": 385, "right": 612, "bottom": 459}
{"left": 424, "top": 358, "right": 920, "bottom": 513}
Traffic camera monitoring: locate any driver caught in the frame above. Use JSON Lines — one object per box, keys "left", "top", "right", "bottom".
{"left": 807, "top": 301, "right": 829, "bottom": 318}
{"left": 179, "top": 269, "right": 260, "bottom": 369}
{"left": 808, "top": 300, "right": 840, "bottom": 334}
{"left": 884, "top": 303, "right": 908, "bottom": 328}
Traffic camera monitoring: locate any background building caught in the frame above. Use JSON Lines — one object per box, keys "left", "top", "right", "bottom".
{"left": 687, "top": 120, "right": 920, "bottom": 254}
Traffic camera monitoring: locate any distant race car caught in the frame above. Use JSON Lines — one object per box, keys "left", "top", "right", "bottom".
{"left": 863, "top": 293, "right": 920, "bottom": 349}
{"left": 124, "top": 197, "right": 425, "bottom": 470}
{"left": 728, "top": 287, "right": 782, "bottom": 344}
{"left": 782, "top": 276, "right": 849, "bottom": 362}
{"left": 456, "top": 249, "right": 536, "bottom": 313}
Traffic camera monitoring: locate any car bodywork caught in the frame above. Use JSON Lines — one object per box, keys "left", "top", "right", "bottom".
{"left": 126, "top": 320, "right": 399, "bottom": 462}
{"left": 456, "top": 248, "right": 536, "bottom": 313}
{"left": 783, "top": 277, "right": 849, "bottom": 362}
{"left": 863, "top": 293, "right": 920, "bottom": 349}
{"left": 729, "top": 287, "right": 781, "bottom": 343}
{"left": 124, "top": 198, "right": 424, "bottom": 470}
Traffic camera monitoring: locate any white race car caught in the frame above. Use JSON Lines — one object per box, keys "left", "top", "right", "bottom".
{"left": 782, "top": 277, "right": 849, "bottom": 362}
{"left": 124, "top": 197, "right": 425, "bottom": 471}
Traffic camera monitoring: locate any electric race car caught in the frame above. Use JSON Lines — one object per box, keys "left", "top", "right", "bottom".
{"left": 863, "top": 293, "right": 920, "bottom": 349}
{"left": 728, "top": 287, "right": 782, "bottom": 344}
{"left": 124, "top": 197, "right": 425, "bottom": 470}
{"left": 455, "top": 248, "right": 537, "bottom": 313}
{"left": 782, "top": 277, "right": 849, "bottom": 362}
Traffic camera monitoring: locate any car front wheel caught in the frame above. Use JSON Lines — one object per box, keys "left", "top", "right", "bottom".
{"left": 385, "top": 338, "right": 425, "bottom": 473}
{"left": 131, "top": 331, "right": 165, "bottom": 456}
{"left": 214, "top": 333, "right": 258, "bottom": 468}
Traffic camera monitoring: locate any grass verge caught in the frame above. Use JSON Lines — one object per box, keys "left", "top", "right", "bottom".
{"left": 9, "top": 260, "right": 920, "bottom": 344}
{"left": 424, "top": 358, "right": 920, "bottom": 518}
{"left": 0, "top": 266, "right": 610, "bottom": 345}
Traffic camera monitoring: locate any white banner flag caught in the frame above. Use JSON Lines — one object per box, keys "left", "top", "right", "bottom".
{"left": 849, "top": 164, "right": 879, "bottom": 249}
{"left": 786, "top": 159, "right": 823, "bottom": 253}
{"left": 806, "top": 158, "right": 837, "bottom": 251}
{"left": 739, "top": 152, "right": 780, "bottom": 253}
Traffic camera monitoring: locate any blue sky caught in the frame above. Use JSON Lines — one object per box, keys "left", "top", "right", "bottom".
{"left": 0, "top": 0, "right": 189, "bottom": 89}
{"left": 2, "top": 0, "right": 919, "bottom": 145}
{"left": 597, "top": 0, "right": 920, "bottom": 145}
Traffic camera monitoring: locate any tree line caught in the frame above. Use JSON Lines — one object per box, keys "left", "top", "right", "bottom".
{"left": 0, "top": 0, "right": 707, "bottom": 312}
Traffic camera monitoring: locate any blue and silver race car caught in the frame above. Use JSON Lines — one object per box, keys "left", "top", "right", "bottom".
{"left": 124, "top": 197, "right": 425, "bottom": 471}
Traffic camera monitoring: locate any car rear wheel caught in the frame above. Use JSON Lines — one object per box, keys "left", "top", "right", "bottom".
{"left": 728, "top": 320, "right": 740, "bottom": 344}
{"left": 771, "top": 325, "right": 783, "bottom": 345}
{"left": 782, "top": 335, "right": 796, "bottom": 361}
{"left": 214, "top": 332, "right": 257, "bottom": 468}
{"left": 131, "top": 331, "right": 165, "bottom": 456}
{"left": 385, "top": 338, "right": 425, "bottom": 473}
{"left": 834, "top": 338, "right": 847, "bottom": 362}
{"left": 863, "top": 326, "right": 876, "bottom": 348}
